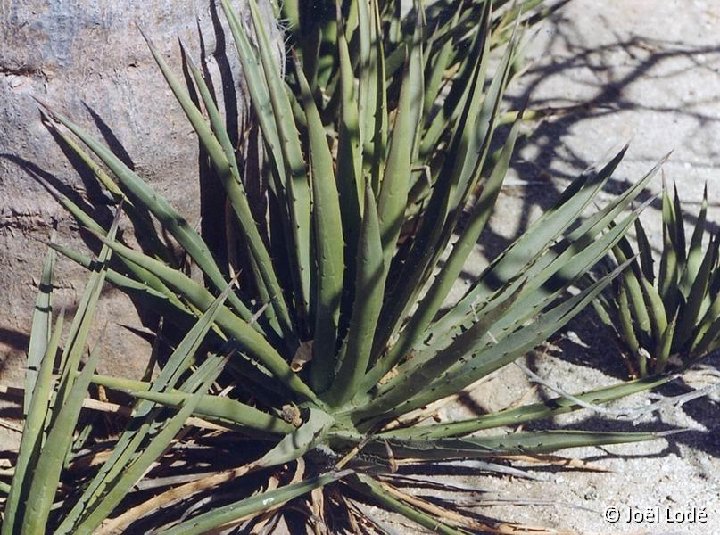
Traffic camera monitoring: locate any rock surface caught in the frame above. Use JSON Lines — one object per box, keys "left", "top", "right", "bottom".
{"left": 0, "top": 0, "right": 269, "bottom": 385}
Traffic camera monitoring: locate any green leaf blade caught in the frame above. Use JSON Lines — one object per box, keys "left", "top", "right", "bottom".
{"left": 296, "top": 64, "right": 345, "bottom": 392}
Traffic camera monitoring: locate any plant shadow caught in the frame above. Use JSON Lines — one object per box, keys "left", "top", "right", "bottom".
{"left": 448, "top": 2, "right": 720, "bottom": 458}
{"left": 467, "top": 4, "right": 720, "bottom": 279}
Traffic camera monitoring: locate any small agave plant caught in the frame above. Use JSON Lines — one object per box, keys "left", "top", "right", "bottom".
{"left": 3, "top": 0, "right": 671, "bottom": 532}
{"left": 593, "top": 181, "right": 720, "bottom": 378}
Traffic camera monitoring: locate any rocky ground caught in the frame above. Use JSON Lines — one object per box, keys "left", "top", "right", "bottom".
{"left": 436, "top": 0, "right": 720, "bottom": 532}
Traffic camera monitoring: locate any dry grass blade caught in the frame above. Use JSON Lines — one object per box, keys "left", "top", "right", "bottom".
{"left": 97, "top": 462, "right": 262, "bottom": 533}
{"left": 0, "top": 419, "right": 24, "bottom": 434}
{"left": 164, "top": 471, "right": 350, "bottom": 534}
{"left": 354, "top": 474, "right": 555, "bottom": 535}
{"left": 372, "top": 479, "right": 487, "bottom": 531}
{"left": 500, "top": 454, "right": 613, "bottom": 473}
{"left": 81, "top": 398, "right": 230, "bottom": 431}
{"left": 309, "top": 487, "right": 329, "bottom": 535}
{"left": 247, "top": 477, "right": 282, "bottom": 535}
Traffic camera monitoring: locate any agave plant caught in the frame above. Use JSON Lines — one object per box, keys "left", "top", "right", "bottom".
{"left": 275, "top": 0, "right": 550, "bottom": 116}
{"left": 592, "top": 181, "right": 720, "bottom": 378}
{"left": 3, "top": 0, "right": 672, "bottom": 532}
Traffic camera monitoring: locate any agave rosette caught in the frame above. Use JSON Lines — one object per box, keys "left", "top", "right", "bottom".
{"left": 593, "top": 181, "right": 720, "bottom": 377}
{"left": 4, "top": 1, "right": 672, "bottom": 532}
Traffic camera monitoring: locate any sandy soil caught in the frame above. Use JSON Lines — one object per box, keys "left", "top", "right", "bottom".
{"left": 444, "top": 0, "right": 720, "bottom": 532}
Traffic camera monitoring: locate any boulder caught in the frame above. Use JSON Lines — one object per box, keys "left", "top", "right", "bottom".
{"left": 0, "top": 0, "right": 277, "bottom": 384}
